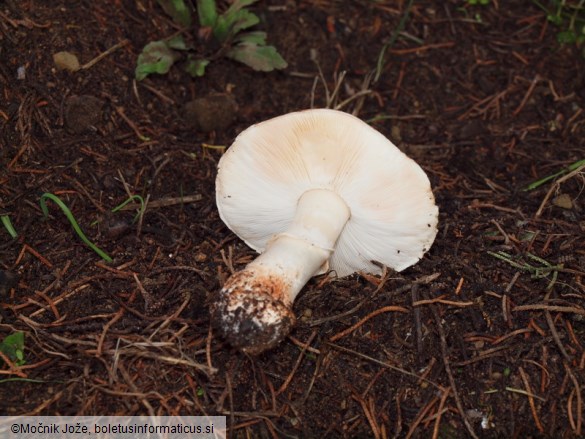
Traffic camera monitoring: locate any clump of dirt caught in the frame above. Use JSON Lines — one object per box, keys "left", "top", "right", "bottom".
{"left": 183, "top": 93, "right": 239, "bottom": 132}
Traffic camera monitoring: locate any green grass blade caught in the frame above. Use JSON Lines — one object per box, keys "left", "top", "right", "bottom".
{"left": 374, "top": 0, "right": 414, "bottom": 83}
{"left": 1, "top": 215, "right": 18, "bottom": 238}
{"left": 111, "top": 194, "right": 145, "bottom": 224}
{"left": 523, "top": 159, "right": 585, "bottom": 191}
{"left": 39, "top": 193, "right": 112, "bottom": 262}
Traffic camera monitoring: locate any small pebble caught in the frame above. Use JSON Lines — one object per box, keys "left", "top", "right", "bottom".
{"left": 552, "top": 193, "right": 572, "bottom": 209}
{"left": 53, "top": 51, "right": 80, "bottom": 72}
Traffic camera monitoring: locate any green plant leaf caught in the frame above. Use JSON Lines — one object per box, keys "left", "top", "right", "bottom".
{"left": 167, "top": 35, "right": 191, "bottom": 51}
{"left": 197, "top": 0, "right": 218, "bottom": 27}
{"left": 226, "top": 43, "right": 287, "bottom": 71}
{"left": 111, "top": 195, "right": 145, "bottom": 224}
{"left": 230, "top": 9, "right": 260, "bottom": 34}
{"left": 0, "top": 332, "right": 25, "bottom": 366}
{"left": 135, "top": 41, "right": 179, "bottom": 81}
{"left": 235, "top": 31, "right": 267, "bottom": 45}
{"left": 547, "top": 13, "right": 562, "bottom": 25}
{"left": 224, "top": 0, "right": 259, "bottom": 16}
{"left": 1, "top": 215, "right": 17, "bottom": 238}
{"left": 157, "top": 0, "right": 192, "bottom": 27}
{"left": 214, "top": 3, "right": 260, "bottom": 42}
{"left": 213, "top": 9, "right": 260, "bottom": 43}
{"left": 185, "top": 57, "right": 210, "bottom": 77}
{"left": 557, "top": 30, "right": 577, "bottom": 44}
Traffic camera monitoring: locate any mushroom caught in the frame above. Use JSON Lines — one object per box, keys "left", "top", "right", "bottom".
{"left": 211, "top": 109, "right": 438, "bottom": 354}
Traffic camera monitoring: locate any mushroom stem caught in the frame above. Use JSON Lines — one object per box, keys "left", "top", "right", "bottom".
{"left": 211, "top": 189, "right": 350, "bottom": 353}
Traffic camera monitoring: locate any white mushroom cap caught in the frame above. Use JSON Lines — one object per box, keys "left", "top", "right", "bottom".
{"left": 216, "top": 109, "right": 438, "bottom": 276}
{"left": 212, "top": 109, "right": 439, "bottom": 354}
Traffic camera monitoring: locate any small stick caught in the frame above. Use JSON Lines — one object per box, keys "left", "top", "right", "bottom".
{"left": 206, "top": 324, "right": 214, "bottom": 374}
{"left": 405, "top": 396, "right": 439, "bottom": 439}
{"left": 564, "top": 363, "right": 582, "bottom": 436}
{"left": 546, "top": 307, "right": 572, "bottom": 363}
{"left": 276, "top": 330, "right": 317, "bottom": 395}
{"left": 518, "top": 366, "right": 544, "bottom": 433}
{"left": 468, "top": 201, "right": 521, "bottom": 214}
{"left": 491, "top": 328, "right": 533, "bottom": 345}
{"left": 34, "top": 287, "right": 60, "bottom": 320}
{"left": 389, "top": 41, "right": 455, "bottom": 55}
{"left": 24, "top": 389, "right": 65, "bottom": 415}
{"left": 96, "top": 309, "right": 124, "bottom": 357}
{"left": 115, "top": 106, "right": 149, "bottom": 141}
{"left": 454, "top": 277, "right": 464, "bottom": 295}
{"left": 535, "top": 164, "right": 585, "bottom": 218}
{"left": 139, "top": 82, "right": 176, "bottom": 105}
{"left": 505, "top": 272, "right": 521, "bottom": 293}
{"left": 412, "top": 285, "right": 423, "bottom": 356}
{"left": 418, "top": 357, "right": 437, "bottom": 385}
{"left": 432, "top": 387, "right": 451, "bottom": 439}
{"left": 29, "top": 283, "right": 91, "bottom": 318}
{"left": 565, "top": 320, "right": 583, "bottom": 350}
{"left": 513, "top": 304, "right": 585, "bottom": 317}
{"left": 413, "top": 297, "right": 474, "bottom": 307}
{"left": 490, "top": 219, "right": 511, "bottom": 245}
{"left": 0, "top": 350, "right": 27, "bottom": 378}
{"left": 323, "top": 269, "right": 433, "bottom": 322}
{"left": 288, "top": 335, "right": 320, "bottom": 354}
{"left": 504, "top": 386, "right": 546, "bottom": 402}
{"left": 502, "top": 294, "right": 513, "bottom": 328}
{"left": 512, "top": 75, "right": 540, "bottom": 117}
{"left": 393, "top": 62, "right": 406, "bottom": 100}
{"left": 81, "top": 39, "right": 129, "bottom": 70}
{"left": 117, "top": 194, "right": 202, "bottom": 211}
{"left": 393, "top": 392, "right": 403, "bottom": 439}
{"left": 15, "top": 244, "right": 53, "bottom": 268}
{"left": 329, "top": 305, "right": 408, "bottom": 342}
{"left": 355, "top": 395, "right": 380, "bottom": 439}
{"left": 429, "top": 302, "right": 479, "bottom": 439}
{"left": 540, "top": 345, "right": 549, "bottom": 393}
{"left": 326, "top": 342, "right": 441, "bottom": 389}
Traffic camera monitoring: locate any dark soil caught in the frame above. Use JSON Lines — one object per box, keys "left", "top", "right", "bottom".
{"left": 1, "top": 1, "right": 585, "bottom": 437}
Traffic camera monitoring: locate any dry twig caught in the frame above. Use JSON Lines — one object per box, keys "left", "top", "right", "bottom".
{"left": 429, "top": 302, "right": 479, "bottom": 439}
{"left": 329, "top": 305, "right": 408, "bottom": 342}
{"left": 518, "top": 366, "right": 544, "bottom": 433}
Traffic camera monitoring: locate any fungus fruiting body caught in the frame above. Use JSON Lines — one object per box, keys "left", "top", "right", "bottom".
{"left": 211, "top": 109, "right": 439, "bottom": 354}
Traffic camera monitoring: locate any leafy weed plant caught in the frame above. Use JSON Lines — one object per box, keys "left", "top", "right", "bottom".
{"left": 0, "top": 331, "right": 25, "bottom": 367}
{"left": 533, "top": 0, "right": 585, "bottom": 48}
{"left": 136, "top": 0, "right": 287, "bottom": 80}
